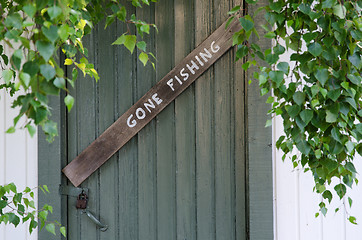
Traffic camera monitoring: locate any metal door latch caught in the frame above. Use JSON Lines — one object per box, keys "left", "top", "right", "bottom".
{"left": 81, "top": 209, "right": 108, "bottom": 232}
{"left": 70, "top": 189, "right": 108, "bottom": 232}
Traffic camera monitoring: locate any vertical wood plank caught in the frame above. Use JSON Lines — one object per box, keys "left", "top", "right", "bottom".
{"left": 247, "top": 0, "right": 273, "bottom": 238}
{"left": 117, "top": 3, "right": 138, "bottom": 239}
{"left": 195, "top": 1, "right": 216, "bottom": 239}
{"left": 67, "top": 54, "right": 81, "bottom": 240}
{"left": 136, "top": 4, "right": 157, "bottom": 240}
{"left": 78, "top": 32, "right": 99, "bottom": 240}
{"left": 213, "top": 1, "right": 236, "bottom": 240}
{"left": 155, "top": 1, "right": 176, "bottom": 239}
{"left": 233, "top": 1, "right": 247, "bottom": 238}
{"left": 38, "top": 95, "right": 67, "bottom": 240}
{"left": 174, "top": 1, "right": 197, "bottom": 240}
{"left": 97, "top": 17, "right": 118, "bottom": 240}
{"left": 66, "top": 32, "right": 99, "bottom": 239}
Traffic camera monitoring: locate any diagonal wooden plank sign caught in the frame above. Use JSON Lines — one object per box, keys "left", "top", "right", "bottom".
{"left": 63, "top": 18, "right": 242, "bottom": 187}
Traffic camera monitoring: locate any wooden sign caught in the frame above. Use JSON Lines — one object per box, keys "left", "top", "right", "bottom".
{"left": 63, "top": 18, "right": 242, "bottom": 187}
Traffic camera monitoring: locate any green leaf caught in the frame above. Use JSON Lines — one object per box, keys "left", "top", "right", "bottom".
{"left": 296, "top": 140, "right": 311, "bottom": 155}
{"left": 47, "top": 6, "right": 62, "bottom": 20}
{"left": 269, "top": 71, "right": 284, "bottom": 87}
{"left": 236, "top": 45, "right": 249, "bottom": 60}
{"left": 36, "top": 41, "right": 55, "bottom": 61}
{"left": 112, "top": 34, "right": 126, "bottom": 45}
{"left": 26, "top": 125, "right": 36, "bottom": 137}
{"left": 314, "top": 68, "right": 329, "bottom": 86}
{"left": 42, "top": 121, "right": 58, "bottom": 141}
{"left": 348, "top": 197, "right": 353, "bottom": 207}
{"left": 349, "top": 53, "right": 361, "bottom": 69}
{"left": 326, "top": 110, "right": 338, "bottom": 123}
{"left": 60, "top": 226, "right": 66, "bottom": 237}
{"left": 286, "top": 105, "right": 301, "bottom": 118}
{"left": 327, "top": 89, "right": 341, "bottom": 102}
{"left": 239, "top": 17, "right": 254, "bottom": 32}
{"left": 140, "top": 24, "right": 150, "bottom": 34}
{"left": 40, "top": 64, "right": 56, "bottom": 81}
{"left": 6, "top": 126, "right": 16, "bottom": 133}
{"left": 64, "top": 95, "right": 75, "bottom": 112}
{"left": 124, "top": 35, "right": 137, "bottom": 53}
{"left": 23, "top": 61, "right": 39, "bottom": 77}
{"left": 345, "top": 162, "right": 357, "bottom": 173}
{"left": 2, "top": 69, "right": 13, "bottom": 85}
{"left": 5, "top": 13, "right": 22, "bottom": 29}
{"left": 300, "top": 109, "right": 313, "bottom": 124}
{"left": 277, "top": 62, "right": 289, "bottom": 74}
{"left": 57, "top": 25, "right": 70, "bottom": 41}
{"left": 53, "top": 77, "right": 66, "bottom": 89}
{"left": 23, "top": 4, "right": 37, "bottom": 18}
{"left": 293, "top": 92, "right": 305, "bottom": 105}
{"left": 347, "top": 74, "right": 361, "bottom": 86}
{"left": 20, "top": 72, "right": 31, "bottom": 88}
{"left": 46, "top": 223, "right": 56, "bottom": 235}
{"left": 322, "top": 0, "right": 337, "bottom": 9}
{"left": 139, "top": 52, "right": 148, "bottom": 66}
{"left": 334, "top": 183, "right": 346, "bottom": 199}
{"left": 348, "top": 216, "right": 357, "bottom": 225}
{"left": 42, "top": 26, "right": 58, "bottom": 43}
{"left": 322, "top": 190, "right": 333, "bottom": 203}
{"left": 228, "top": 5, "right": 240, "bottom": 15}
{"left": 333, "top": 4, "right": 346, "bottom": 19}
{"left": 136, "top": 41, "right": 147, "bottom": 52}
{"left": 308, "top": 42, "right": 323, "bottom": 57}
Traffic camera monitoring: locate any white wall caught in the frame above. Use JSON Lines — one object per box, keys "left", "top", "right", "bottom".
{"left": 0, "top": 88, "right": 38, "bottom": 240}
{"left": 273, "top": 103, "right": 362, "bottom": 240}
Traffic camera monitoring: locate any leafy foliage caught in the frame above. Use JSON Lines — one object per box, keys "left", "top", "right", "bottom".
{"left": 0, "top": 183, "right": 66, "bottom": 236}
{"left": 0, "top": 0, "right": 157, "bottom": 141}
{"left": 0, "top": 0, "right": 157, "bottom": 236}
{"left": 230, "top": 0, "right": 361, "bottom": 222}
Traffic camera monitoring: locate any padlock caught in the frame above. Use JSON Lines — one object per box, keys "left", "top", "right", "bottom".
{"left": 76, "top": 192, "right": 88, "bottom": 209}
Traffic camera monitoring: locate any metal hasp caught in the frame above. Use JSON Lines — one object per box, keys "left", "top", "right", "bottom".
{"left": 81, "top": 209, "right": 108, "bottom": 232}
{"left": 73, "top": 190, "right": 108, "bottom": 232}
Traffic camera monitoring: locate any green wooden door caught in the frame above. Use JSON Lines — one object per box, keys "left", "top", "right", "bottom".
{"left": 38, "top": 1, "right": 273, "bottom": 239}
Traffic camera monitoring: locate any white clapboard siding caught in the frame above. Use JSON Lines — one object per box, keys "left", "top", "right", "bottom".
{"left": 0, "top": 88, "right": 38, "bottom": 240}
{"left": 273, "top": 89, "right": 362, "bottom": 240}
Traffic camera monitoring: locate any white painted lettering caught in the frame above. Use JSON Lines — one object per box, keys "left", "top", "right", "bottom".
{"left": 144, "top": 99, "right": 156, "bottom": 113}
{"left": 195, "top": 55, "right": 204, "bottom": 66}
{"left": 175, "top": 75, "right": 183, "bottom": 85}
{"left": 186, "top": 60, "right": 199, "bottom": 74}
{"left": 152, "top": 93, "right": 163, "bottom": 105}
{"left": 180, "top": 68, "right": 189, "bottom": 81}
{"left": 199, "top": 48, "right": 212, "bottom": 62}
{"left": 136, "top": 108, "right": 146, "bottom": 119}
{"left": 167, "top": 79, "right": 175, "bottom": 91}
{"left": 211, "top": 41, "right": 220, "bottom": 53}
{"left": 127, "top": 114, "right": 137, "bottom": 128}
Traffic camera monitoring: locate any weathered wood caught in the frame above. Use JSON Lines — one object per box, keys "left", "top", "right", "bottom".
{"left": 174, "top": 1, "right": 196, "bottom": 239}
{"left": 155, "top": 1, "right": 176, "bottom": 239}
{"left": 246, "top": 0, "right": 274, "bottom": 238}
{"left": 63, "top": 18, "right": 241, "bottom": 187}
{"left": 195, "top": 1, "right": 215, "bottom": 239}
{"left": 214, "top": 1, "right": 235, "bottom": 239}
{"left": 136, "top": 5, "right": 157, "bottom": 240}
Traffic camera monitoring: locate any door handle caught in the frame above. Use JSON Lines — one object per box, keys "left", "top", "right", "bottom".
{"left": 81, "top": 209, "right": 108, "bottom": 232}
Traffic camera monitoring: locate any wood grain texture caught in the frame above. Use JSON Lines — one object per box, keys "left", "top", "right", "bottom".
{"left": 246, "top": 0, "right": 274, "bottom": 239}
{"left": 155, "top": 0, "right": 177, "bottom": 239}
{"left": 63, "top": 17, "right": 242, "bottom": 187}
{"left": 174, "top": 1, "right": 197, "bottom": 239}
{"left": 195, "top": 1, "right": 215, "bottom": 239}
{"left": 42, "top": 2, "right": 255, "bottom": 239}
